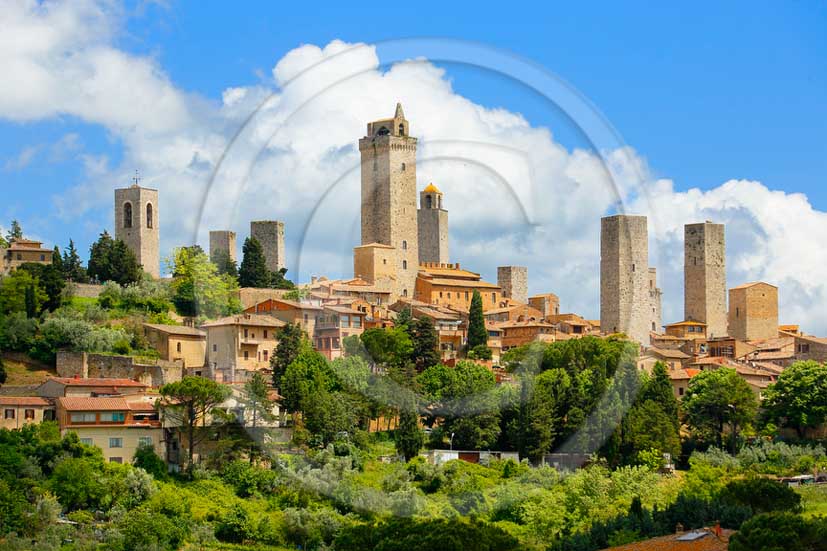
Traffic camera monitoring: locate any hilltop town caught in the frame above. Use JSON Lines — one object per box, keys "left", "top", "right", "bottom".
{"left": 1, "top": 105, "right": 826, "bottom": 550}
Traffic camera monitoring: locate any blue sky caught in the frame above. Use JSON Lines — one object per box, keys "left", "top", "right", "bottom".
{"left": 2, "top": 1, "right": 827, "bottom": 330}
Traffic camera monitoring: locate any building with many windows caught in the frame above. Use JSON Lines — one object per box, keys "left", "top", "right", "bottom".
{"left": 202, "top": 314, "right": 285, "bottom": 382}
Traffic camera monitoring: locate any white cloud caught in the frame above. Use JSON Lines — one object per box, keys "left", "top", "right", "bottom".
{"left": 4, "top": 145, "right": 41, "bottom": 171}
{"left": 3, "top": 1, "right": 827, "bottom": 334}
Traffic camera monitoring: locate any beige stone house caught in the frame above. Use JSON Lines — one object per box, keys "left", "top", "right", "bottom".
{"left": 314, "top": 305, "right": 366, "bottom": 360}
{"left": 202, "top": 314, "right": 285, "bottom": 382}
{"left": 143, "top": 323, "right": 206, "bottom": 368}
{"left": 0, "top": 397, "right": 56, "bottom": 429}
{"left": 1, "top": 238, "right": 54, "bottom": 274}
{"left": 57, "top": 396, "right": 164, "bottom": 463}
{"left": 728, "top": 282, "right": 778, "bottom": 341}
{"left": 414, "top": 263, "right": 502, "bottom": 311}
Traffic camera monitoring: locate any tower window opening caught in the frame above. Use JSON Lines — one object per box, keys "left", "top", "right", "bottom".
{"left": 426, "top": 195, "right": 432, "bottom": 209}
{"left": 146, "top": 203, "right": 153, "bottom": 229}
{"left": 401, "top": 162, "right": 406, "bottom": 171}
{"left": 438, "top": 196, "right": 442, "bottom": 208}
{"left": 399, "top": 124, "right": 405, "bottom": 135}
{"left": 123, "top": 202, "right": 133, "bottom": 228}
{"left": 402, "top": 240, "right": 407, "bottom": 250}
{"left": 402, "top": 260, "right": 408, "bottom": 270}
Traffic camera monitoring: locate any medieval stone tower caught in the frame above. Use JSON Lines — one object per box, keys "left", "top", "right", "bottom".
{"left": 250, "top": 221, "right": 285, "bottom": 272}
{"left": 209, "top": 230, "right": 237, "bottom": 263}
{"left": 114, "top": 183, "right": 159, "bottom": 278}
{"left": 498, "top": 266, "right": 528, "bottom": 305}
{"left": 684, "top": 221, "right": 727, "bottom": 338}
{"left": 359, "top": 103, "right": 419, "bottom": 298}
{"left": 417, "top": 183, "right": 449, "bottom": 264}
{"left": 600, "top": 214, "right": 658, "bottom": 345}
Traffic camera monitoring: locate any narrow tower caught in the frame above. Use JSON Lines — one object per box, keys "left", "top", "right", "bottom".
{"left": 417, "top": 183, "right": 449, "bottom": 264}
{"left": 600, "top": 214, "right": 651, "bottom": 345}
{"left": 684, "top": 221, "right": 727, "bottom": 337}
{"left": 497, "top": 266, "right": 528, "bottom": 305}
{"left": 209, "top": 230, "right": 237, "bottom": 263}
{"left": 114, "top": 179, "right": 159, "bottom": 278}
{"left": 359, "top": 103, "right": 418, "bottom": 298}
{"left": 250, "top": 221, "right": 285, "bottom": 273}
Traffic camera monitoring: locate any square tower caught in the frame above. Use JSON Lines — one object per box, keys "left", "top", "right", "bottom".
{"left": 728, "top": 282, "right": 778, "bottom": 341}
{"left": 250, "top": 221, "right": 285, "bottom": 273}
{"left": 359, "top": 103, "right": 419, "bottom": 298}
{"left": 497, "top": 266, "right": 528, "bottom": 305}
{"left": 648, "top": 267, "right": 663, "bottom": 334}
{"left": 600, "top": 214, "right": 651, "bottom": 345}
{"left": 684, "top": 221, "right": 727, "bottom": 338}
{"left": 417, "top": 183, "right": 449, "bottom": 264}
{"left": 209, "top": 230, "right": 237, "bottom": 263}
{"left": 114, "top": 184, "right": 159, "bottom": 278}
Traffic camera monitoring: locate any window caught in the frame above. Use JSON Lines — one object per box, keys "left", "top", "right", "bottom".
{"left": 263, "top": 350, "right": 268, "bottom": 361}
{"left": 123, "top": 202, "right": 133, "bottom": 228}
{"left": 43, "top": 410, "right": 56, "bottom": 421}
{"left": 100, "top": 412, "right": 126, "bottom": 422}
{"left": 341, "top": 315, "right": 350, "bottom": 327}
{"left": 465, "top": 291, "right": 469, "bottom": 301}
{"left": 402, "top": 289, "right": 408, "bottom": 297}
{"left": 243, "top": 350, "right": 249, "bottom": 360}
{"left": 439, "top": 292, "right": 443, "bottom": 298}
{"left": 80, "top": 438, "right": 93, "bottom": 446}
{"left": 16, "top": 253, "right": 21, "bottom": 260}
{"left": 4, "top": 409, "right": 14, "bottom": 420}
{"left": 70, "top": 412, "right": 96, "bottom": 423}
{"left": 138, "top": 436, "right": 153, "bottom": 447}
{"left": 176, "top": 342, "right": 182, "bottom": 353}
{"left": 426, "top": 195, "right": 432, "bottom": 209}
{"left": 109, "top": 457, "right": 123, "bottom": 464}
{"left": 332, "top": 337, "right": 340, "bottom": 349}
{"left": 736, "top": 307, "right": 740, "bottom": 318}
{"left": 24, "top": 409, "right": 35, "bottom": 420}
{"left": 399, "top": 123, "right": 405, "bottom": 135}
{"left": 304, "top": 313, "right": 309, "bottom": 323}
{"left": 109, "top": 437, "right": 123, "bottom": 448}
{"left": 402, "top": 260, "right": 407, "bottom": 269}
{"left": 40, "top": 254, "right": 45, "bottom": 261}
{"left": 678, "top": 387, "right": 684, "bottom": 396}
{"left": 491, "top": 293, "right": 496, "bottom": 303}
{"left": 244, "top": 328, "right": 248, "bottom": 338}
{"left": 263, "top": 330, "right": 268, "bottom": 339}
{"left": 212, "top": 344, "right": 217, "bottom": 352}
{"left": 401, "top": 162, "right": 406, "bottom": 171}
{"left": 447, "top": 292, "right": 451, "bottom": 299}
{"left": 352, "top": 316, "right": 362, "bottom": 328}
{"left": 146, "top": 203, "right": 153, "bottom": 228}
{"left": 402, "top": 240, "right": 407, "bottom": 250}
{"left": 383, "top": 258, "right": 387, "bottom": 265}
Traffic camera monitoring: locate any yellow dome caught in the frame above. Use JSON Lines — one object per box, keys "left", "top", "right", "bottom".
{"left": 423, "top": 183, "right": 442, "bottom": 194}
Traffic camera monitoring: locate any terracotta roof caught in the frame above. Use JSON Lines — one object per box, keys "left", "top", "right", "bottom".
{"left": 602, "top": 528, "right": 732, "bottom": 550}
{"left": 418, "top": 265, "right": 482, "bottom": 279}
{"left": 794, "top": 334, "right": 827, "bottom": 345}
{"left": 201, "top": 314, "right": 287, "bottom": 328}
{"left": 529, "top": 293, "right": 559, "bottom": 300}
{"left": 58, "top": 397, "right": 129, "bottom": 411}
{"left": 353, "top": 242, "right": 395, "bottom": 249}
{"left": 424, "top": 277, "right": 500, "bottom": 289}
{"left": 143, "top": 323, "right": 205, "bottom": 337}
{"left": 664, "top": 320, "right": 708, "bottom": 327}
{"left": 730, "top": 281, "right": 777, "bottom": 290}
{"left": 47, "top": 377, "right": 147, "bottom": 388}
{"left": 324, "top": 305, "right": 364, "bottom": 315}
{"left": 272, "top": 299, "right": 322, "bottom": 310}
{"left": 648, "top": 347, "right": 691, "bottom": 360}
{"left": 0, "top": 396, "right": 51, "bottom": 406}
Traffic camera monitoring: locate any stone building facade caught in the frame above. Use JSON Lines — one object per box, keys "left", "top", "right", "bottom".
{"left": 497, "top": 266, "right": 528, "bottom": 305}
{"left": 728, "top": 282, "right": 778, "bottom": 342}
{"left": 684, "top": 221, "right": 727, "bottom": 338}
{"left": 529, "top": 293, "right": 560, "bottom": 317}
{"left": 358, "top": 103, "right": 419, "bottom": 299}
{"left": 417, "top": 183, "right": 449, "bottom": 264}
{"left": 600, "top": 214, "right": 657, "bottom": 345}
{"left": 250, "top": 221, "right": 285, "bottom": 273}
{"left": 114, "top": 184, "right": 160, "bottom": 278}
{"left": 209, "top": 230, "right": 237, "bottom": 263}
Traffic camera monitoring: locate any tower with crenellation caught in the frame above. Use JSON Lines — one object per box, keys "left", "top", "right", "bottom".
{"left": 358, "top": 103, "right": 419, "bottom": 298}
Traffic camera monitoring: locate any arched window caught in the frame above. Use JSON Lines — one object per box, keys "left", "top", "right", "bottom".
{"left": 402, "top": 240, "right": 407, "bottom": 250}
{"left": 146, "top": 203, "right": 153, "bottom": 229}
{"left": 425, "top": 195, "right": 432, "bottom": 209}
{"left": 377, "top": 126, "right": 390, "bottom": 136}
{"left": 402, "top": 289, "right": 408, "bottom": 297}
{"left": 399, "top": 124, "right": 405, "bottom": 135}
{"left": 123, "top": 202, "right": 133, "bottom": 228}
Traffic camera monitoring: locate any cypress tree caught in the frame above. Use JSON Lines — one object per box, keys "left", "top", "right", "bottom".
{"left": 412, "top": 316, "right": 440, "bottom": 370}
{"left": 467, "top": 290, "right": 488, "bottom": 349}
{"left": 88, "top": 231, "right": 114, "bottom": 283}
{"left": 395, "top": 393, "right": 424, "bottom": 461}
{"left": 24, "top": 284, "right": 37, "bottom": 318}
{"left": 238, "top": 237, "right": 270, "bottom": 288}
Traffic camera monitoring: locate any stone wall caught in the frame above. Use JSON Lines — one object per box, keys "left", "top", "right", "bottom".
{"left": 600, "top": 215, "right": 651, "bottom": 345}
{"left": 56, "top": 351, "right": 183, "bottom": 387}
{"left": 70, "top": 283, "right": 105, "bottom": 298}
{"left": 685, "top": 222, "right": 727, "bottom": 337}
{"left": 497, "top": 266, "right": 528, "bottom": 305}
{"left": 250, "top": 221, "right": 285, "bottom": 273}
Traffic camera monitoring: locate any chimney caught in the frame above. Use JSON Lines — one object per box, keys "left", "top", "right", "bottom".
{"left": 675, "top": 522, "right": 684, "bottom": 534}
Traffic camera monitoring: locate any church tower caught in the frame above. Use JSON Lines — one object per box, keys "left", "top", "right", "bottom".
{"left": 359, "top": 103, "right": 419, "bottom": 298}
{"left": 114, "top": 179, "right": 160, "bottom": 278}
{"left": 418, "top": 183, "right": 449, "bottom": 264}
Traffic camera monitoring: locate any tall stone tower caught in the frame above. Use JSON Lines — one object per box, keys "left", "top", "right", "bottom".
{"left": 417, "top": 183, "right": 449, "bottom": 264}
{"left": 648, "top": 267, "right": 663, "bottom": 334}
{"left": 250, "top": 221, "right": 285, "bottom": 272}
{"left": 600, "top": 214, "right": 652, "bottom": 345}
{"left": 684, "top": 221, "right": 727, "bottom": 338}
{"left": 359, "top": 103, "right": 419, "bottom": 298}
{"left": 498, "top": 266, "right": 528, "bottom": 305}
{"left": 209, "top": 230, "right": 237, "bottom": 263}
{"left": 114, "top": 182, "right": 159, "bottom": 278}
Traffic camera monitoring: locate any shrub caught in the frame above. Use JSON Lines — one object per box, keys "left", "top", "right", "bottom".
{"left": 719, "top": 476, "right": 802, "bottom": 514}
{"left": 215, "top": 503, "right": 256, "bottom": 543}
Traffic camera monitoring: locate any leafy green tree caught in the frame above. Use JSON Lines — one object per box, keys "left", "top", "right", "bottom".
{"left": 729, "top": 512, "right": 827, "bottom": 551}
{"left": 396, "top": 393, "right": 424, "bottom": 461}
{"left": 411, "top": 316, "right": 440, "bottom": 370}
{"left": 210, "top": 248, "right": 238, "bottom": 278}
{"left": 683, "top": 368, "right": 757, "bottom": 449}
{"left": 0, "top": 357, "right": 6, "bottom": 385}
{"left": 120, "top": 507, "right": 190, "bottom": 551}
{"left": 158, "top": 376, "right": 230, "bottom": 470}
{"left": 302, "top": 388, "right": 360, "bottom": 445}
{"left": 5, "top": 220, "right": 22, "bottom": 243}
{"left": 62, "top": 239, "right": 89, "bottom": 283}
{"left": 87, "top": 230, "right": 114, "bottom": 282}
{"left": 271, "top": 322, "right": 306, "bottom": 388}
{"left": 0, "top": 269, "right": 46, "bottom": 315}
{"left": 238, "top": 237, "right": 270, "bottom": 288}
{"left": 167, "top": 246, "right": 241, "bottom": 319}
{"left": 720, "top": 477, "right": 802, "bottom": 514}
{"left": 396, "top": 306, "right": 413, "bottom": 328}
{"left": 280, "top": 349, "right": 335, "bottom": 416}
{"left": 87, "top": 231, "right": 142, "bottom": 285}
{"left": 243, "top": 371, "right": 274, "bottom": 461}
{"left": 361, "top": 326, "right": 414, "bottom": 369}
{"left": 215, "top": 503, "right": 256, "bottom": 543}
{"left": 48, "top": 456, "right": 106, "bottom": 510}
{"left": 638, "top": 362, "right": 679, "bottom": 427}
{"left": 440, "top": 361, "right": 501, "bottom": 449}
{"left": 269, "top": 266, "right": 295, "bottom": 289}
{"left": 19, "top": 261, "right": 66, "bottom": 312}
{"left": 467, "top": 290, "right": 488, "bottom": 350}
{"left": 520, "top": 368, "right": 571, "bottom": 462}
{"left": 623, "top": 399, "right": 681, "bottom": 463}
{"left": 762, "top": 360, "right": 827, "bottom": 438}
{"left": 133, "top": 443, "right": 168, "bottom": 480}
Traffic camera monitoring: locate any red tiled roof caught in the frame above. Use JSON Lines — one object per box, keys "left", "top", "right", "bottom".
{"left": 57, "top": 397, "right": 128, "bottom": 411}
{"left": 0, "top": 396, "right": 51, "bottom": 406}
{"left": 48, "top": 377, "right": 148, "bottom": 388}
{"left": 602, "top": 528, "right": 732, "bottom": 550}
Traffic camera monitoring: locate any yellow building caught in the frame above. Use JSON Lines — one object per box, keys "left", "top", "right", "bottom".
{"left": 663, "top": 320, "right": 707, "bottom": 340}
{"left": 0, "top": 397, "right": 55, "bottom": 429}
{"left": 143, "top": 323, "right": 206, "bottom": 369}
{"left": 2, "top": 238, "right": 54, "bottom": 274}
{"left": 57, "top": 396, "right": 164, "bottom": 464}
{"left": 202, "top": 314, "right": 285, "bottom": 382}
{"left": 414, "top": 263, "right": 502, "bottom": 311}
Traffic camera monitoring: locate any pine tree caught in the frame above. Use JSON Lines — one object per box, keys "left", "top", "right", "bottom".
{"left": 639, "top": 362, "right": 679, "bottom": 428}
{"left": 108, "top": 240, "right": 142, "bottom": 285}
{"left": 24, "top": 284, "right": 37, "bottom": 318}
{"left": 467, "top": 290, "right": 488, "bottom": 349}
{"left": 6, "top": 220, "right": 22, "bottom": 243}
{"left": 238, "top": 237, "right": 270, "bottom": 288}
{"left": 52, "top": 246, "right": 64, "bottom": 275}
{"left": 87, "top": 231, "right": 114, "bottom": 283}
{"left": 271, "top": 322, "right": 305, "bottom": 388}
{"left": 62, "top": 239, "right": 88, "bottom": 283}
{"left": 396, "top": 306, "right": 413, "bottom": 328}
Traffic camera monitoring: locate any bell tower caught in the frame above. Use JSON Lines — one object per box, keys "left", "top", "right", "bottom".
{"left": 114, "top": 175, "right": 160, "bottom": 278}
{"left": 417, "top": 183, "right": 449, "bottom": 264}
{"left": 358, "top": 103, "right": 419, "bottom": 298}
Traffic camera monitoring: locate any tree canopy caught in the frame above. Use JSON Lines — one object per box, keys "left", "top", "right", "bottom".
{"left": 682, "top": 367, "right": 758, "bottom": 449}
{"left": 761, "top": 360, "right": 827, "bottom": 438}
{"left": 168, "top": 246, "right": 241, "bottom": 319}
